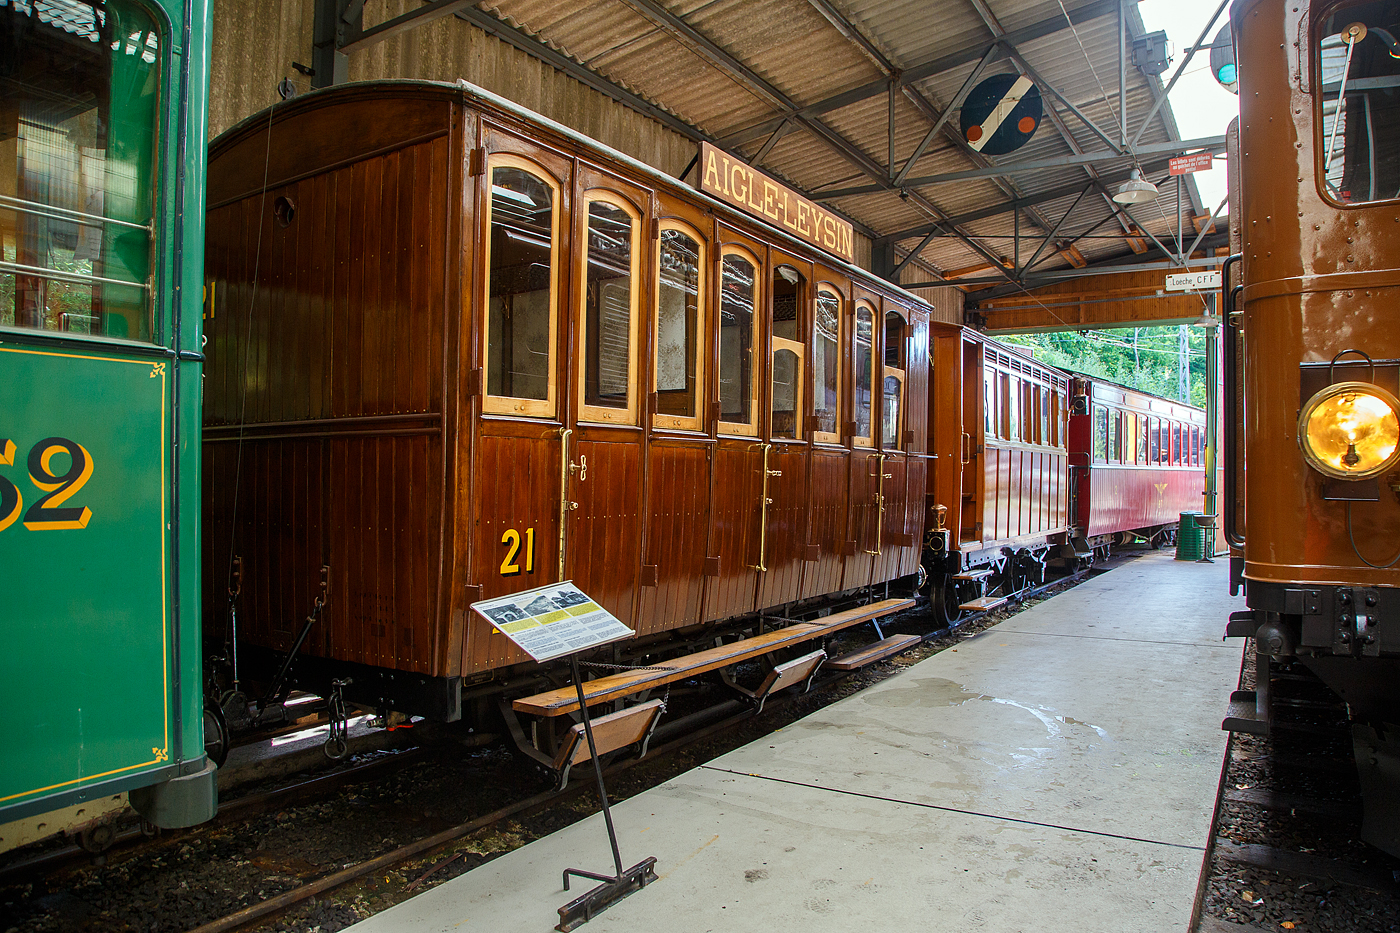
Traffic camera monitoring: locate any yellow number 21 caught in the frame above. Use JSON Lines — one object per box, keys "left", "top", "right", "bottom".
{"left": 499, "top": 526, "right": 535, "bottom": 576}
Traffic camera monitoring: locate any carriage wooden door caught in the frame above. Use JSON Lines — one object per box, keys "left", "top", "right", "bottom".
{"left": 469, "top": 127, "right": 573, "bottom": 658}
{"left": 559, "top": 165, "right": 652, "bottom": 630}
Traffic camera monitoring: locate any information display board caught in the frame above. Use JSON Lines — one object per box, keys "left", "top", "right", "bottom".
{"left": 472, "top": 581, "right": 633, "bottom": 663}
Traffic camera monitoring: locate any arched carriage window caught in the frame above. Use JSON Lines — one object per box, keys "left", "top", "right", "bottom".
{"left": 580, "top": 195, "right": 639, "bottom": 423}
{"left": 771, "top": 265, "right": 805, "bottom": 440}
{"left": 718, "top": 249, "right": 757, "bottom": 435}
{"left": 854, "top": 301, "right": 875, "bottom": 447}
{"left": 881, "top": 309, "right": 905, "bottom": 449}
{"left": 813, "top": 287, "right": 842, "bottom": 443}
{"left": 485, "top": 157, "right": 558, "bottom": 416}
{"left": 655, "top": 223, "right": 705, "bottom": 430}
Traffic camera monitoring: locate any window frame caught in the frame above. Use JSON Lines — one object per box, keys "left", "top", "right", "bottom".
{"left": 482, "top": 152, "right": 562, "bottom": 419}
{"left": 652, "top": 219, "right": 708, "bottom": 432}
{"left": 852, "top": 299, "right": 877, "bottom": 448}
{"left": 717, "top": 244, "right": 761, "bottom": 438}
{"left": 880, "top": 308, "right": 906, "bottom": 450}
{"left": 812, "top": 284, "right": 844, "bottom": 445}
{"left": 770, "top": 263, "right": 806, "bottom": 442}
{"left": 576, "top": 190, "right": 642, "bottom": 426}
{"left": 1, "top": 0, "right": 169, "bottom": 346}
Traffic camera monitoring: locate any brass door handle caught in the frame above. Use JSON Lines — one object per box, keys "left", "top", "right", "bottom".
{"left": 754, "top": 443, "right": 775, "bottom": 571}
{"left": 961, "top": 432, "right": 971, "bottom": 464}
{"left": 570, "top": 453, "right": 587, "bottom": 482}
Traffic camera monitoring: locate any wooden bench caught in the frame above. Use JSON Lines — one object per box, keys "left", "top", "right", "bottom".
{"left": 959, "top": 594, "right": 1007, "bottom": 612}
{"left": 827, "top": 633, "right": 922, "bottom": 671}
{"left": 512, "top": 597, "right": 915, "bottom": 718}
{"left": 724, "top": 649, "right": 826, "bottom": 714}
{"left": 550, "top": 699, "right": 665, "bottom": 789}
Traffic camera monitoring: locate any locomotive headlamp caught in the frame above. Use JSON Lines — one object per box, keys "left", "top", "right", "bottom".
{"left": 1298, "top": 382, "right": 1400, "bottom": 480}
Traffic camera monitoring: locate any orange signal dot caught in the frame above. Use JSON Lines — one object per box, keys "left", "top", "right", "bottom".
{"left": 966, "top": 125, "right": 983, "bottom": 142}
{"left": 1018, "top": 116, "right": 1037, "bottom": 134}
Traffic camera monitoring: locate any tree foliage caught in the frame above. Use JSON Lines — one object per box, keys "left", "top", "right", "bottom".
{"left": 999, "top": 326, "right": 1210, "bottom": 409}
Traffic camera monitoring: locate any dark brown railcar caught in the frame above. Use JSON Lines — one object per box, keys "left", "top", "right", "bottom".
{"left": 923, "top": 327, "right": 1070, "bottom": 622}
{"left": 202, "top": 81, "right": 932, "bottom": 721}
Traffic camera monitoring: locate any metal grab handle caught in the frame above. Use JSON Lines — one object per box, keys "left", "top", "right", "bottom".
{"left": 1220, "top": 254, "right": 1245, "bottom": 550}
{"left": 961, "top": 432, "right": 971, "bottom": 464}
{"left": 865, "top": 453, "right": 887, "bottom": 556}
{"left": 753, "top": 443, "right": 775, "bottom": 571}
{"left": 558, "top": 427, "right": 573, "bottom": 578}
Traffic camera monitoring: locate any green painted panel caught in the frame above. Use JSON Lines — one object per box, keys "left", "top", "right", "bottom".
{"left": 0, "top": 344, "right": 171, "bottom": 809}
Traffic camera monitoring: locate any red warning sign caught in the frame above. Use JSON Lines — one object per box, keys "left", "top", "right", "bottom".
{"left": 1169, "top": 152, "right": 1215, "bottom": 175}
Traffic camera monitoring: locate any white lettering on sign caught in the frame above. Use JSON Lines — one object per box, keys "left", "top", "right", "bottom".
{"left": 1169, "top": 152, "right": 1215, "bottom": 175}
{"left": 1165, "top": 271, "right": 1222, "bottom": 292}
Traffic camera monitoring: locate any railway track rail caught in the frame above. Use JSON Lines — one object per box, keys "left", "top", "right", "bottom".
{"left": 1190, "top": 648, "right": 1400, "bottom": 933}
{"left": 1, "top": 563, "right": 1097, "bottom": 933}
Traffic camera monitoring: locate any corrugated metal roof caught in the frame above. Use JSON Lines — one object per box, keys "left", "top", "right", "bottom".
{"left": 468, "top": 0, "right": 1218, "bottom": 289}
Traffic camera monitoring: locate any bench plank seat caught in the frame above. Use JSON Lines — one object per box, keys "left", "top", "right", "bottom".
{"left": 512, "top": 597, "right": 914, "bottom": 717}
{"left": 959, "top": 595, "right": 1008, "bottom": 612}
{"left": 826, "top": 633, "right": 922, "bottom": 671}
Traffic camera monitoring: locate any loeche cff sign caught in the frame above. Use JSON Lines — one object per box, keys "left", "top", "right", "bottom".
{"left": 699, "top": 142, "right": 855, "bottom": 262}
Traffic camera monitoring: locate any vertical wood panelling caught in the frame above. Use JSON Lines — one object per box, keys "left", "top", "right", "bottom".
{"left": 755, "top": 446, "right": 807, "bottom": 610}
{"left": 799, "top": 449, "right": 848, "bottom": 598}
{"left": 569, "top": 439, "right": 643, "bottom": 630}
{"left": 641, "top": 443, "right": 710, "bottom": 633}
{"left": 706, "top": 443, "right": 760, "bottom": 622}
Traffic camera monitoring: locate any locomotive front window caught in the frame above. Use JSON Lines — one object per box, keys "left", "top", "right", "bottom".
{"left": 853, "top": 302, "right": 874, "bottom": 447}
{"left": 1316, "top": 2, "right": 1400, "bottom": 204}
{"left": 581, "top": 197, "right": 638, "bottom": 422}
{"left": 655, "top": 225, "right": 704, "bottom": 428}
{"left": 486, "top": 161, "right": 558, "bottom": 414}
{"left": 813, "top": 288, "right": 841, "bottom": 443}
{"left": 718, "top": 250, "right": 757, "bottom": 434}
{"left": 771, "top": 266, "right": 805, "bottom": 440}
{"left": 1, "top": 0, "right": 162, "bottom": 341}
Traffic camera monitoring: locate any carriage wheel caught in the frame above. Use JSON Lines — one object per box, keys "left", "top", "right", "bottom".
{"left": 203, "top": 700, "right": 231, "bottom": 768}
{"left": 930, "top": 573, "right": 964, "bottom": 626}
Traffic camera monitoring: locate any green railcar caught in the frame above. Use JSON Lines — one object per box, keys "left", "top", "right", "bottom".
{"left": 0, "top": 0, "right": 216, "bottom": 831}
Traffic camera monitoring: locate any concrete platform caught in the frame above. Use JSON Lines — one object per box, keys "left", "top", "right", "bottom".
{"left": 350, "top": 552, "right": 1243, "bottom": 932}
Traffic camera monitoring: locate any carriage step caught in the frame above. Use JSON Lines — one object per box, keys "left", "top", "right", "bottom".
{"left": 1223, "top": 690, "right": 1270, "bottom": 736}
{"left": 512, "top": 597, "right": 916, "bottom": 717}
{"left": 827, "top": 634, "right": 923, "bottom": 671}
{"left": 952, "top": 568, "right": 993, "bottom": 581}
{"left": 959, "top": 595, "right": 1008, "bottom": 612}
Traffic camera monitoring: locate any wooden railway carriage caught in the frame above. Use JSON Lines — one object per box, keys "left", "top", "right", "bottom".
{"left": 202, "top": 81, "right": 931, "bottom": 725}
{"left": 924, "top": 329, "right": 1071, "bottom": 620}
{"left": 1067, "top": 374, "right": 1206, "bottom": 546}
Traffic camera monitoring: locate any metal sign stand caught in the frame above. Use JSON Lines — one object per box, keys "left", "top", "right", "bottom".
{"left": 555, "top": 653, "right": 657, "bottom": 932}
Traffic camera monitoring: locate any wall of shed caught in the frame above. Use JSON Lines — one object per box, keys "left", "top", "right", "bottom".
{"left": 207, "top": 0, "right": 925, "bottom": 281}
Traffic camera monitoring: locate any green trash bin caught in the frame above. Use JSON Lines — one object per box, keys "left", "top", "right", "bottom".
{"left": 1175, "top": 511, "right": 1205, "bottom": 561}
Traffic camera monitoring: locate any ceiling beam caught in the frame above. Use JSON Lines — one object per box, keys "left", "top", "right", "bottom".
{"left": 814, "top": 135, "right": 1225, "bottom": 199}
{"left": 721, "top": 0, "right": 1126, "bottom": 147}
{"left": 451, "top": 5, "right": 883, "bottom": 239}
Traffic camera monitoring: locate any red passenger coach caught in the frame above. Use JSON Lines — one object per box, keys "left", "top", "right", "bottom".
{"left": 1067, "top": 374, "right": 1206, "bottom": 548}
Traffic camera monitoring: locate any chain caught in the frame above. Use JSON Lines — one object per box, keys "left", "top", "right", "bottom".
{"left": 577, "top": 661, "right": 672, "bottom": 712}
{"left": 324, "top": 677, "right": 352, "bottom": 760}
